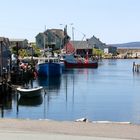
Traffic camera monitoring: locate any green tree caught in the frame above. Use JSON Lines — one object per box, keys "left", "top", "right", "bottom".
{"left": 93, "top": 48, "right": 103, "bottom": 57}
{"left": 18, "top": 49, "right": 28, "bottom": 58}
{"left": 31, "top": 44, "right": 41, "bottom": 57}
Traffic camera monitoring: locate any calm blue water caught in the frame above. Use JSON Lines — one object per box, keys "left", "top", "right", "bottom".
{"left": 3, "top": 59, "right": 140, "bottom": 124}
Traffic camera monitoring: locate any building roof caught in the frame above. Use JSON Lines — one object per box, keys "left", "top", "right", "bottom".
{"left": 45, "top": 29, "right": 64, "bottom": 39}
{"left": 0, "top": 37, "right": 10, "bottom": 46}
{"left": 72, "top": 41, "right": 92, "bottom": 49}
{"left": 88, "top": 35, "right": 104, "bottom": 44}
{"left": 0, "top": 37, "right": 4, "bottom": 41}
{"left": 0, "top": 37, "right": 9, "bottom": 42}
{"left": 9, "top": 38, "right": 28, "bottom": 42}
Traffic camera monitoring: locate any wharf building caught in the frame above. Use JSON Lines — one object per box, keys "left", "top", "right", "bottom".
{"left": 35, "top": 28, "right": 117, "bottom": 56}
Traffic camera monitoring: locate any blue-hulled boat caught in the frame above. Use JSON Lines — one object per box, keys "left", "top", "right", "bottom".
{"left": 37, "top": 56, "right": 62, "bottom": 76}
{"left": 38, "top": 62, "right": 62, "bottom": 77}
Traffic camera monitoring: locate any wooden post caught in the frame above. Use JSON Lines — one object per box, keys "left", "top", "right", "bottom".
{"left": 1, "top": 104, "right": 4, "bottom": 118}
{"left": 0, "top": 41, "right": 3, "bottom": 82}
{"left": 16, "top": 92, "right": 19, "bottom": 114}
{"left": 137, "top": 65, "right": 139, "bottom": 72}
{"left": 16, "top": 42, "right": 19, "bottom": 67}
{"left": 136, "top": 65, "right": 138, "bottom": 72}
{"left": 133, "top": 62, "right": 140, "bottom": 72}
{"left": 133, "top": 62, "right": 135, "bottom": 72}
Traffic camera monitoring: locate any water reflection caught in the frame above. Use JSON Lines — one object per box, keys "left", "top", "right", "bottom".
{"left": 2, "top": 59, "right": 140, "bottom": 124}
{"left": 18, "top": 95, "right": 43, "bottom": 106}
{"left": 0, "top": 92, "right": 12, "bottom": 117}
{"left": 0, "top": 93, "right": 12, "bottom": 110}
{"left": 107, "top": 59, "right": 117, "bottom": 65}
{"left": 37, "top": 76, "right": 61, "bottom": 90}
{"left": 76, "top": 69, "right": 89, "bottom": 75}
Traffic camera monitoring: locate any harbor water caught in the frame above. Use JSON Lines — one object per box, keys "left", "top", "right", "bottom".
{"left": 2, "top": 59, "right": 140, "bottom": 124}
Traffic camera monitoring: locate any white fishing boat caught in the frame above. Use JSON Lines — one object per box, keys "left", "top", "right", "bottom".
{"left": 17, "top": 86, "right": 43, "bottom": 98}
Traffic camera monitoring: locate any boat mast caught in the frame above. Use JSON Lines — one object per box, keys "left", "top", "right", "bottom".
{"left": 72, "top": 26, "right": 75, "bottom": 54}
{"left": 43, "top": 25, "right": 46, "bottom": 57}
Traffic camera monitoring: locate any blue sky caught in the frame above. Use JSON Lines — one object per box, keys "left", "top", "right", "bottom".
{"left": 0, "top": 0, "right": 140, "bottom": 44}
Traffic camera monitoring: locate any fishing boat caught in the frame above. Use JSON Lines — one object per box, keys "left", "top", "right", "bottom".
{"left": 62, "top": 35, "right": 98, "bottom": 69}
{"left": 17, "top": 86, "right": 43, "bottom": 98}
{"left": 64, "top": 54, "right": 98, "bottom": 68}
{"left": 37, "top": 58, "right": 62, "bottom": 76}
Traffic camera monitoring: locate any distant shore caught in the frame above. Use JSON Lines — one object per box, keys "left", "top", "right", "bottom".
{"left": 0, "top": 118, "right": 140, "bottom": 139}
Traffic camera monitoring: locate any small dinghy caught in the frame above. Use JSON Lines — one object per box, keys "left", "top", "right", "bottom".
{"left": 17, "top": 86, "right": 43, "bottom": 98}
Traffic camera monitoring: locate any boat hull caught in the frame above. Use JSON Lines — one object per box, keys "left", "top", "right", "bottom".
{"left": 17, "top": 86, "right": 43, "bottom": 98}
{"left": 64, "top": 61, "right": 98, "bottom": 68}
{"left": 38, "top": 62, "right": 62, "bottom": 77}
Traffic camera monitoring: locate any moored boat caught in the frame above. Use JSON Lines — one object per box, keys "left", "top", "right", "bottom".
{"left": 37, "top": 58, "right": 62, "bottom": 77}
{"left": 62, "top": 36, "right": 98, "bottom": 69}
{"left": 17, "top": 86, "right": 43, "bottom": 98}
{"left": 64, "top": 61, "right": 98, "bottom": 68}
{"left": 64, "top": 54, "right": 98, "bottom": 68}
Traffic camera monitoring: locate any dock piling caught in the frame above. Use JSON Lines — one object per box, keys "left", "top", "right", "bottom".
{"left": 133, "top": 62, "right": 140, "bottom": 72}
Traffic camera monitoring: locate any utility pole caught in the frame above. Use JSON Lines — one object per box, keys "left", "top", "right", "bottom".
{"left": 72, "top": 26, "right": 75, "bottom": 48}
